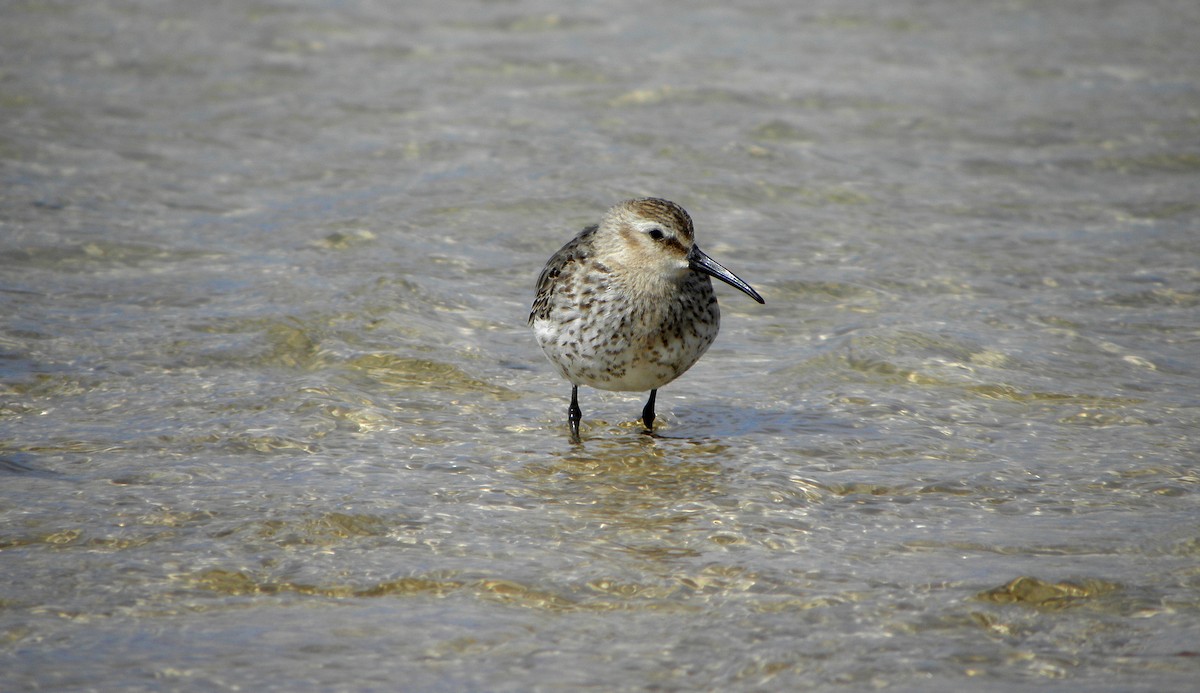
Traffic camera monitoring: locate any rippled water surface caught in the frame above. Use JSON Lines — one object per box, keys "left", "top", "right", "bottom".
{"left": 3, "top": 1, "right": 1199, "bottom": 690}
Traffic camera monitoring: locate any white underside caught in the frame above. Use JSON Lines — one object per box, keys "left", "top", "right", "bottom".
{"left": 532, "top": 315, "right": 713, "bottom": 392}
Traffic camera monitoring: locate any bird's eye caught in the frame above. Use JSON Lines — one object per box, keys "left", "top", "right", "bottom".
{"left": 647, "top": 228, "right": 665, "bottom": 241}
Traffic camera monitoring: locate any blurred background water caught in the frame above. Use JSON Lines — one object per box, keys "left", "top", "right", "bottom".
{"left": 2, "top": 0, "right": 1199, "bottom": 690}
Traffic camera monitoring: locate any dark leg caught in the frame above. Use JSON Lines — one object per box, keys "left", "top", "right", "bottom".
{"left": 641, "top": 389, "right": 657, "bottom": 432}
{"left": 568, "top": 385, "right": 582, "bottom": 443}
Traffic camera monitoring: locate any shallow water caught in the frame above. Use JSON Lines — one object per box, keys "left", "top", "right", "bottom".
{"left": 2, "top": 0, "right": 1199, "bottom": 690}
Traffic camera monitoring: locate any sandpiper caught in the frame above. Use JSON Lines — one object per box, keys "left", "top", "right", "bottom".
{"left": 529, "top": 197, "right": 764, "bottom": 442}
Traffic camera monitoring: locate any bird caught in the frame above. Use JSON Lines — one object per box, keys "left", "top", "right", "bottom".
{"left": 529, "top": 197, "right": 764, "bottom": 442}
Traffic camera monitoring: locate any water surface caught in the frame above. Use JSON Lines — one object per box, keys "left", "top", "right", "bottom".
{"left": 2, "top": 0, "right": 1199, "bottom": 690}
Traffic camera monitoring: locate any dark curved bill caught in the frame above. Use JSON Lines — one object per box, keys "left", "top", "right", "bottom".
{"left": 688, "top": 245, "right": 765, "bottom": 304}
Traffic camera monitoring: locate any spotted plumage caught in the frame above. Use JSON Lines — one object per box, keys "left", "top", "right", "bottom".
{"left": 529, "top": 197, "right": 764, "bottom": 441}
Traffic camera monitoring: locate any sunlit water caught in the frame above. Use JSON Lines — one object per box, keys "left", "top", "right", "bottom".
{"left": 3, "top": 1, "right": 1199, "bottom": 690}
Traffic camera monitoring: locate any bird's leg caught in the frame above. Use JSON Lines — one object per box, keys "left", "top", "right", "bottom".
{"left": 641, "top": 389, "right": 657, "bottom": 432}
{"left": 568, "top": 385, "right": 582, "bottom": 443}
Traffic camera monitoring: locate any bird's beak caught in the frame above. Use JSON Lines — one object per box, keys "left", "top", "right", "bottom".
{"left": 687, "top": 245, "right": 765, "bottom": 304}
